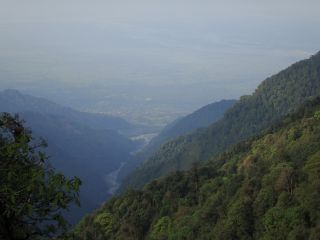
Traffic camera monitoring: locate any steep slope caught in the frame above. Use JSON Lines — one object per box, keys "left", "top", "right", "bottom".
{"left": 118, "top": 99, "right": 236, "bottom": 181}
{"left": 72, "top": 97, "right": 320, "bottom": 240}
{"left": 0, "top": 91, "right": 140, "bottom": 223}
{"left": 122, "top": 52, "right": 320, "bottom": 190}
{"left": 20, "top": 112, "right": 137, "bottom": 223}
{"left": 144, "top": 99, "right": 236, "bottom": 157}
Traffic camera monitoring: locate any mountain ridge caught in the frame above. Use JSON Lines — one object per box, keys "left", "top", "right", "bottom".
{"left": 118, "top": 99, "right": 236, "bottom": 181}
{"left": 0, "top": 89, "right": 138, "bottom": 135}
{"left": 144, "top": 99, "right": 236, "bottom": 156}
{"left": 0, "top": 90, "right": 140, "bottom": 223}
{"left": 71, "top": 94, "right": 320, "bottom": 240}
{"left": 121, "top": 51, "right": 320, "bottom": 190}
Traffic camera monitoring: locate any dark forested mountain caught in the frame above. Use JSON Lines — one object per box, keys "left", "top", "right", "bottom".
{"left": 143, "top": 99, "right": 236, "bottom": 157}
{"left": 118, "top": 99, "right": 236, "bottom": 182}
{"left": 22, "top": 112, "right": 137, "bottom": 223}
{"left": 121, "top": 52, "right": 320, "bottom": 190}
{"left": 0, "top": 90, "right": 140, "bottom": 223}
{"left": 71, "top": 97, "right": 320, "bottom": 240}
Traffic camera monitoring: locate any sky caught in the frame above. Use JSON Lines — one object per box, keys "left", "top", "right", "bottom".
{"left": 0, "top": 0, "right": 319, "bottom": 125}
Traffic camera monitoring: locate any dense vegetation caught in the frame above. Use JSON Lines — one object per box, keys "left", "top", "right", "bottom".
{"left": 23, "top": 112, "right": 137, "bottom": 223}
{"left": 122, "top": 52, "right": 320, "bottom": 190}
{"left": 0, "top": 90, "right": 139, "bottom": 223}
{"left": 119, "top": 99, "right": 236, "bottom": 182}
{"left": 72, "top": 97, "right": 320, "bottom": 240}
{"left": 144, "top": 99, "right": 236, "bottom": 156}
{"left": 0, "top": 113, "right": 81, "bottom": 240}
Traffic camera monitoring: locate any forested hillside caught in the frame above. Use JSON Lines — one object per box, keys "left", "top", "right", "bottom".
{"left": 71, "top": 97, "right": 320, "bottom": 240}
{"left": 0, "top": 90, "right": 140, "bottom": 223}
{"left": 143, "top": 99, "right": 236, "bottom": 158}
{"left": 118, "top": 99, "right": 236, "bottom": 181}
{"left": 0, "top": 113, "right": 81, "bottom": 240}
{"left": 121, "top": 52, "right": 320, "bottom": 190}
{"left": 20, "top": 112, "right": 137, "bottom": 223}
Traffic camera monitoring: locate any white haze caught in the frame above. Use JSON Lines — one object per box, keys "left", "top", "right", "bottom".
{"left": 0, "top": 0, "right": 319, "bottom": 126}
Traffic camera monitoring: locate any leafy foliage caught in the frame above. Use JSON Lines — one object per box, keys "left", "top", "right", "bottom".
{"left": 73, "top": 98, "right": 320, "bottom": 239}
{"left": 122, "top": 51, "right": 320, "bottom": 190}
{"left": 0, "top": 113, "right": 81, "bottom": 240}
{"left": 0, "top": 90, "right": 139, "bottom": 223}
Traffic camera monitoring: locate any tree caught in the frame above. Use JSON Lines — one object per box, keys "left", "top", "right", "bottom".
{"left": 149, "top": 216, "right": 172, "bottom": 240}
{"left": 0, "top": 113, "right": 81, "bottom": 240}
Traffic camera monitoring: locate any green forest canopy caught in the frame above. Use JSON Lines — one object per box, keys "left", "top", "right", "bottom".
{"left": 122, "top": 51, "right": 320, "bottom": 191}
{"left": 73, "top": 98, "right": 320, "bottom": 240}
{"left": 0, "top": 113, "right": 81, "bottom": 240}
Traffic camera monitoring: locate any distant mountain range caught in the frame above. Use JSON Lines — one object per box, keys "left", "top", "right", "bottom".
{"left": 0, "top": 89, "right": 150, "bottom": 136}
{"left": 121, "top": 51, "right": 320, "bottom": 190}
{"left": 0, "top": 89, "right": 141, "bottom": 223}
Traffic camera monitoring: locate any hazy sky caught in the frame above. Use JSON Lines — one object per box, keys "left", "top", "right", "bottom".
{"left": 0, "top": 0, "right": 320, "bottom": 122}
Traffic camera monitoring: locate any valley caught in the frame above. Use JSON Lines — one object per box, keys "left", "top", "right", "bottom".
{"left": 2, "top": 52, "right": 320, "bottom": 240}
{"left": 104, "top": 162, "right": 126, "bottom": 195}
{"left": 1, "top": 1, "right": 320, "bottom": 239}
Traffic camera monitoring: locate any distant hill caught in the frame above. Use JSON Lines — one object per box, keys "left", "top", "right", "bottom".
{"left": 121, "top": 51, "right": 320, "bottom": 190}
{"left": 73, "top": 95, "right": 320, "bottom": 240}
{"left": 145, "top": 99, "right": 236, "bottom": 155}
{"left": 0, "top": 89, "right": 133, "bottom": 131}
{"left": 118, "top": 99, "right": 236, "bottom": 180}
{"left": 0, "top": 89, "right": 140, "bottom": 223}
